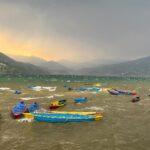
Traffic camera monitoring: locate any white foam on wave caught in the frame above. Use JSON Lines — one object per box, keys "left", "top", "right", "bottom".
{"left": 43, "top": 86, "right": 57, "bottom": 91}
{"left": 21, "top": 94, "right": 64, "bottom": 101}
{"left": 21, "top": 95, "right": 55, "bottom": 101}
{"left": 60, "top": 141, "right": 75, "bottom": 145}
{"left": 58, "top": 141, "right": 80, "bottom": 149}
{"left": 92, "top": 92, "right": 98, "bottom": 94}
{"left": 47, "top": 96, "right": 54, "bottom": 99}
{"left": 30, "top": 86, "right": 57, "bottom": 91}
{"left": 17, "top": 118, "right": 33, "bottom": 123}
{"left": 21, "top": 97, "right": 46, "bottom": 100}
{"left": 0, "top": 87, "right": 17, "bottom": 93}
{"left": 0, "top": 87, "right": 11, "bottom": 90}
{"left": 0, "top": 87, "right": 14, "bottom": 92}
{"left": 83, "top": 106, "right": 104, "bottom": 111}
{"left": 54, "top": 94, "right": 64, "bottom": 97}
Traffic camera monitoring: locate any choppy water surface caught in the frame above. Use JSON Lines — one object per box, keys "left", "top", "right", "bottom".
{"left": 0, "top": 76, "right": 150, "bottom": 150}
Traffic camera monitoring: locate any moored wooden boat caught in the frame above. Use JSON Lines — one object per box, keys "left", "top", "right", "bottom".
{"left": 79, "top": 87, "right": 101, "bottom": 92}
{"left": 108, "top": 89, "right": 137, "bottom": 96}
{"left": 26, "top": 102, "right": 40, "bottom": 113}
{"left": 115, "top": 89, "right": 137, "bottom": 95}
{"left": 74, "top": 97, "right": 87, "bottom": 103}
{"left": 23, "top": 111, "right": 103, "bottom": 120}
{"left": 51, "top": 111, "right": 102, "bottom": 116}
{"left": 11, "top": 100, "right": 27, "bottom": 119}
{"left": 49, "top": 99, "right": 67, "bottom": 109}
{"left": 107, "top": 90, "right": 120, "bottom": 95}
{"left": 33, "top": 113, "right": 102, "bottom": 123}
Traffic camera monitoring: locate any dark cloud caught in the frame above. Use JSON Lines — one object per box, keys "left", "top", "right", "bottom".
{"left": 0, "top": 0, "right": 150, "bottom": 61}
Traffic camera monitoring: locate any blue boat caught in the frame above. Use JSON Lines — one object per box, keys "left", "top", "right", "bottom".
{"left": 108, "top": 90, "right": 120, "bottom": 95}
{"left": 79, "top": 87, "right": 101, "bottom": 92}
{"left": 27, "top": 102, "right": 40, "bottom": 113}
{"left": 115, "top": 90, "right": 137, "bottom": 95}
{"left": 108, "top": 89, "right": 137, "bottom": 96}
{"left": 33, "top": 113, "right": 97, "bottom": 123}
{"left": 14, "top": 90, "right": 22, "bottom": 94}
{"left": 11, "top": 100, "right": 27, "bottom": 119}
{"left": 74, "top": 97, "right": 88, "bottom": 103}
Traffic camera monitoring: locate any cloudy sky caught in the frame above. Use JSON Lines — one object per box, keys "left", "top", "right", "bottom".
{"left": 0, "top": 0, "right": 150, "bottom": 62}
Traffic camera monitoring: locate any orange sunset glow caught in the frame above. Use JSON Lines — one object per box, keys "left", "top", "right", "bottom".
{"left": 0, "top": 30, "right": 73, "bottom": 61}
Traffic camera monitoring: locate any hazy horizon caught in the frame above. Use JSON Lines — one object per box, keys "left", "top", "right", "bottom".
{"left": 1, "top": 0, "right": 150, "bottom": 62}
{"left": 9, "top": 53, "right": 130, "bottom": 63}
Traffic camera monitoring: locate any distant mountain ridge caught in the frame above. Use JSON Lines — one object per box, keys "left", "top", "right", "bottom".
{"left": 79, "top": 56, "right": 150, "bottom": 77}
{"left": 13, "top": 55, "right": 127, "bottom": 70}
{"left": 58, "top": 59, "right": 127, "bottom": 70}
{"left": 12, "top": 55, "right": 71, "bottom": 74}
{"left": 2, "top": 52, "right": 150, "bottom": 76}
{"left": 40, "top": 60, "right": 71, "bottom": 74}
{"left": 0, "top": 52, "right": 49, "bottom": 75}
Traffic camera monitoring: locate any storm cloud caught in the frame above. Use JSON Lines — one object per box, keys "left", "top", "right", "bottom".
{"left": 0, "top": 0, "right": 150, "bottom": 62}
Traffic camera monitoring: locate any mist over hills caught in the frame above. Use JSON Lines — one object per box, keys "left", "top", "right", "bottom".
{"left": 0, "top": 52, "right": 71, "bottom": 75}
{"left": 0, "top": 52, "right": 49, "bottom": 75}
{"left": 58, "top": 59, "right": 126, "bottom": 70}
{"left": 1, "top": 52, "right": 150, "bottom": 77}
{"left": 12, "top": 55, "right": 48, "bottom": 66}
{"left": 12, "top": 55, "right": 71, "bottom": 74}
{"left": 13, "top": 55, "right": 127, "bottom": 70}
{"left": 79, "top": 56, "right": 150, "bottom": 77}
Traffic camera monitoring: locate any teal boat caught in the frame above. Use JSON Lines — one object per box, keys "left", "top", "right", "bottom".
{"left": 33, "top": 113, "right": 99, "bottom": 123}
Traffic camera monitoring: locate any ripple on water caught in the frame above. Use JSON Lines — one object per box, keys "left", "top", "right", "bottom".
{"left": 50, "top": 141, "right": 82, "bottom": 150}
{"left": 1, "top": 134, "right": 13, "bottom": 143}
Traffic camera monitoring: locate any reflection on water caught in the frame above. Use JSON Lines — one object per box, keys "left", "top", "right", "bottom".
{"left": 0, "top": 76, "right": 150, "bottom": 150}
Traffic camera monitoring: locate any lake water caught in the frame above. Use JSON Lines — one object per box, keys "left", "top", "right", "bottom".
{"left": 0, "top": 75, "right": 150, "bottom": 150}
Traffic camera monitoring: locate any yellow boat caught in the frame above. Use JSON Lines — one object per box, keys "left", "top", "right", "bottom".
{"left": 23, "top": 113, "right": 34, "bottom": 119}
{"left": 23, "top": 111, "right": 103, "bottom": 120}
{"left": 51, "top": 111, "right": 102, "bottom": 116}
{"left": 49, "top": 100, "right": 67, "bottom": 109}
{"left": 95, "top": 115, "right": 102, "bottom": 121}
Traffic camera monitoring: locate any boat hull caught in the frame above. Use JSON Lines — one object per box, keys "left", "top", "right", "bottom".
{"left": 49, "top": 100, "right": 66, "bottom": 109}
{"left": 116, "top": 90, "right": 137, "bottom": 95}
{"left": 51, "top": 111, "right": 102, "bottom": 116}
{"left": 49, "top": 104, "right": 64, "bottom": 109}
{"left": 23, "top": 111, "right": 103, "bottom": 120}
{"left": 108, "top": 89, "right": 137, "bottom": 95}
{"left": 27, "top": 102, "right": 40, "bottom": 113}
{"left": 33, "top": 113, "right": 99, "bottom": 123}
{"left": 11, "top": 112, "right": 24, "bottom": 119}
{"left": 108, "top": 90, "right": 120, "bottom": 95}
{"left": 74, "top": 97, "right": 87, "bottom": 103}
{"left": 11, "top": 102, "right": 27, "bottom": 119}
{"left": 23, "top": 113, "right": 34, "bottom": 119}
